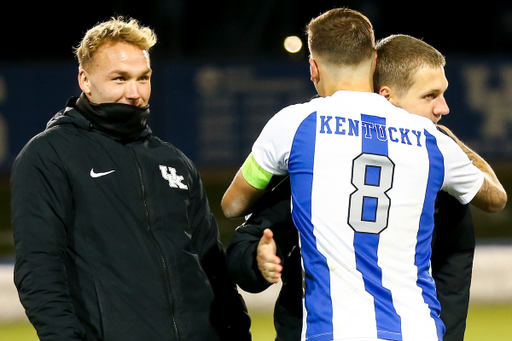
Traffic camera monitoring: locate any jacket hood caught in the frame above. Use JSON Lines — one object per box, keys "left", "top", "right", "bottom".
{"left": 47, "top": 96, "right": 152, "bottom": 141}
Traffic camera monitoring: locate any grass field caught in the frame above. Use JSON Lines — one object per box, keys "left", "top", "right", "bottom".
{"left": 1, "top": 304, "right": 509, "bottom": 340}
{"left": 465, "top": 304, "right": 512, "bottom": 341}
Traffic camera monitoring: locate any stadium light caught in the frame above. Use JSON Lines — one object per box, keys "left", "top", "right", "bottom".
{"left": 284, "top": 36, "right": 302, "bottom": 54}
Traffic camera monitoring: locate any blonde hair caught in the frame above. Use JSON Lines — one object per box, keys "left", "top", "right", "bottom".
{"left": 374, "top": 34, "right": 446, "bottom": 97}
{"left": 306, "top": 8, "right": 375, "bottom": 66}
{"left": 75, "top": 16, "right": 157, "bottom": 70}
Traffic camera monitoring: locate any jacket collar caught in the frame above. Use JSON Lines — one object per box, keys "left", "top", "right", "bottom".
{"left": 47, "top": 96, "right": 152, "bottom": 141}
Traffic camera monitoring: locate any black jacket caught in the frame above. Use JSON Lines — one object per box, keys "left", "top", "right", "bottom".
{"left": 227, "top": 178, "right": 474, "bottom": 341}
{"left": 431, "top": 192, "right": 475, "bottom": 341}
{"left": 11, "top": 97, "right": 250, "bottom": 341}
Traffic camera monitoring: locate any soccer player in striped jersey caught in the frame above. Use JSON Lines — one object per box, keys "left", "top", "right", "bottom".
{"left": 226, "top": 34, "right": 492, "bottom": 341}
{"left": 222, "top": 8, "right": 507, "bottom": 341}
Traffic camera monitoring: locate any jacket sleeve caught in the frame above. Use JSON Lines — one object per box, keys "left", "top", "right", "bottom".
{"left": 185, "top": 164, "right": 251, "bottom": 341}
{"left": 11, "top": 137, "right": 86, "bottom": 340}
{"left": 226, "top": 178, "right": 295, "bottom": 293}
{"left": 226, "top": 224, "right": 273, "bottom": 293}
{"left": 431, "top": 191, "right": 475, "bottom": 341}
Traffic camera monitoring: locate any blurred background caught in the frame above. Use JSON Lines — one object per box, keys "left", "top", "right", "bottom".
{"left": 0, "top": 0, "right": 511, "bottom": 339}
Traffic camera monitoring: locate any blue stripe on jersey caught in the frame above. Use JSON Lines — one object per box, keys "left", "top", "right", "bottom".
{"left": 417, "top": 130, "right": 446, "bottom": 339}
{"left": 354, "top": 114, "right": 402, "bottom": 340}
{"left": 289, "top": 112, "right": 334, "bottom": 341}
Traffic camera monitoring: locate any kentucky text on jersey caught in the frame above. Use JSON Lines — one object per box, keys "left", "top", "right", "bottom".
{"left": 318, "top": 115, "right": 423, "bottom": 147}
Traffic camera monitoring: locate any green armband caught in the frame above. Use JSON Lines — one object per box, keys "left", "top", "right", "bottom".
{"left": 241, "top": 153, "right": 273, "bottom": 190}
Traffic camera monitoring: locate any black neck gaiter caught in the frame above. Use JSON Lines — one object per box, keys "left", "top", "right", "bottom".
{"left": 75, "top": 93, "right": 150, "bottom": 138}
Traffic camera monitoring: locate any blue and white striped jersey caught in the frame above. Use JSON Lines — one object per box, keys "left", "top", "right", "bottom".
{"left": 250, "top": 91, "right": 484, "bottom": 341}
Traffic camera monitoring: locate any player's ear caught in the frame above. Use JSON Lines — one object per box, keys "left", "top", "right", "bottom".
{"left": 309, "top": 58, "right": 320, "bottom": 83}
{"left": 78, "top": 69, "right": 91, "bottom": 95}
{"left": 379, "top": 86, "right": 393, "bottom": 101}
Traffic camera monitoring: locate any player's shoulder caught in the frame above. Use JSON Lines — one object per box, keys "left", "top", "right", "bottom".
{"left": 277, "top": 96, "right": 320, "bottom": 116}
{"left": 265, "top": 97, "right": 320, "bottom": 129}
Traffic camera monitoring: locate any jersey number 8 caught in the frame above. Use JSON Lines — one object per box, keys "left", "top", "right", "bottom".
{"left": 348, "top": 153, "right": 395, "bottom": 234}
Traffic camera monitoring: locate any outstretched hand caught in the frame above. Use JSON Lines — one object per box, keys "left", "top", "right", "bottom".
{"left": 256, "top": 229, "right": 282, "bottom": 283}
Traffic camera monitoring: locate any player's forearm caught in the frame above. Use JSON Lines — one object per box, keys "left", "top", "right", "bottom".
{"left": 437, "top": 125, "right": 507, "bottom": 212}
{"left": 222, "top": 170, "right": 266, "bottom": 218}
{"left": 221, "top": 191, "right": 251, "bottom": 218}
{"left": 453, "top": 141, "right": 506, "bottom": 212}
{"left": 471, "top": 173, "right": 507, "bottom": 213}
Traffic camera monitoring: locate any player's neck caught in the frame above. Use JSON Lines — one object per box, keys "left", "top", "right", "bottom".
{"left": 327, "top": 81, "right": 373, "bottom": 96}
{"left": 318, "top": 77, "right": 373, "bottom": 97}
{"left": 316, "top": 63, "right": 374, "bottom": 97}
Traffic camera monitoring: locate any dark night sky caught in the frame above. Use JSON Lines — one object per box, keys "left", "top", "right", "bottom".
{"left": 2, "top": 1, "right": 512, "bottom": 62}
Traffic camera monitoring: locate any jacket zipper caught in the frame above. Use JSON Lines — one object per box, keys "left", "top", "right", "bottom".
{"left": 128, "top": 147, "right": 180, "bottom": 340}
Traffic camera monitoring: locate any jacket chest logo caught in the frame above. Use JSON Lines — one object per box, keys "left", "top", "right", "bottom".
{"left": 159, "top": 165, "right": 188, "bottom": 190}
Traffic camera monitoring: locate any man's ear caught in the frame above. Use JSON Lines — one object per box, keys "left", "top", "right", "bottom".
{"left": 309, "top": 58, "right": 320, "bottom": 83}
{"left": 379, "top": 86, "right": 393, "bottom": 101}
{"left": 78, "top": 69, "right": 91, "bottom": 95}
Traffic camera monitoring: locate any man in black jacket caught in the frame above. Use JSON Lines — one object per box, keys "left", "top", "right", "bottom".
{"left": 11, "top": 17, "right": 250, "bottom": 341}
{"left": 226, "top": 35, "right": 489, "bottom": 341}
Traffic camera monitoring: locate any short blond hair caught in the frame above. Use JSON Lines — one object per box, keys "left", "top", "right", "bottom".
{"left": 75, "top": 16, "right": 157, "bottom": 70}
{"left": 374, "top": 34, "right": 446, "bottom": 97}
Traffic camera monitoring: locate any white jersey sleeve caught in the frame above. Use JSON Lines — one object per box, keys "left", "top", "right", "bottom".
{"left": 435, "top": 131, "right": 484, "bottom": 204}
{"left": 251, "top": 104, "right": 306, "bottom": 176}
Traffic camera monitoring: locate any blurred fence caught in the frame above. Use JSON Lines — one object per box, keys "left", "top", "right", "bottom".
{"left": 0, "top": 262, "right": 26, "bottom": 323}
{"left": 469, "top": 243, "right": 512, "bottom": 302}
{"left": 1, "top": 243, "right": 511, "bottom": 323}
